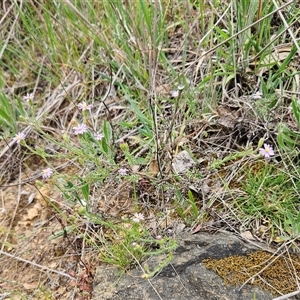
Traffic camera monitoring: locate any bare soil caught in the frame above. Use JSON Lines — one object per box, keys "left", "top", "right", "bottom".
{"left": 0, "top": 167, "right": 96, "bottom": 299}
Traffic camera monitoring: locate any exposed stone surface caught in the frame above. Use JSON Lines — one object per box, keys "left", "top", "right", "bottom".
{"left": 93, "top": 232, "right": 280, "bottom": 300}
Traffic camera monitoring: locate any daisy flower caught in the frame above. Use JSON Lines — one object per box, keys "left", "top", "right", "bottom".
{"left": 94, "top": 133, "right": 104, "bottom": 141}
{"left": 23, "top": 93, "right": 34, "bottom": 102}
{"left": 251, "top": 91, "right": 263, "bottom": 99}
{"left": 73, "top": 123, "right": 88, "bottom": 135}
{"left": 78, "top": 102, "right": 92, "bottom": 111}
{"left": 171, "top": 90, "right": 179, "bottom": 98}
{"left": 259, "top": 143, "right": 274, "bottom": 158}
{"left": 41, "top": 168, "right": 53, "bottom": 180}
{"left": 132, "top": 213, "right": 145, "bottom": 223}
{"left": 13, "top": 132, "right": 26, "bottom": 144}
{"left": 118, "top": 168, "right": 128, "bottom": 176}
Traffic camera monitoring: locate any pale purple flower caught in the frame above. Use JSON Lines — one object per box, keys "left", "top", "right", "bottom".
{"left": 171, "top": 90, "right": 179, "bottom": 98}
{"left": 132, "top": 212, "right": 145, "bottom": 223}
{"left": 73, "top": 123, "right": 88, "bottom": 135}
{"left": 13, "top": 132, "right": 26, "bottom": 144}
{"left": 78, "top": 102, "right": 92, "bottom": 111}
{"left": 259, "top": 143, "right": 274, "bottom": 158}
{"left": 23, "top": 93, "right": 34, "bottom": 102}
{"left": 94, "top": 133, "right": 104, "bottom": 141}
{"left": 251, "top": 91, "right": 263, "bottom": 99}
{"left": 118, "top": 168, "right": 128, "bottom": 176}
{"left": 41, "top": 168, "right": 53, "bottom": 180}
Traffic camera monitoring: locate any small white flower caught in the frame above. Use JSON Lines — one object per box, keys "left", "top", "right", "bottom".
{"left": 41, "top": 168, "right": 53, "bottom": 180}
{"left": 118, "top": 168, "right": 128, "bottom": 176}
{"left": 78, "top": 102, "right": 92, "bottom": 111}
{"left": 13, "top": 132, "right": 26, "bottom": 144}
{"left": 23, "top": 93, "right": 34, "bottom": 102}
{"left": 73, "top": 123, "right": 88, "bottom": 135}
{"left": 94, "top": 133, "right": 104, "bottom": 141}
{"left": 171, "top": 90, "right": 179, "bottom": 98}
{"left": 251, "top": 91, "right": 263, "bottom": 99}
{"left": 132, "top": 212, "right": 145, "bottom": 223}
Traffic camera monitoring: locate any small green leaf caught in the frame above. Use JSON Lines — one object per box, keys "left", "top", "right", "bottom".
{"left": 81, "top": 181, "right": 89, "bottom": 202}
{"left": 49, "top": 225, "right": 76, "bottom": 240}
{"left": 292, "top": 99, "right": 300, "bottom": 127}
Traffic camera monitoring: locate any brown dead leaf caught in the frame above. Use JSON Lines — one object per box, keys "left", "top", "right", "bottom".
{"left": 273, "top": 236, "right": 286, "bottom": 243}
{"left": 217, "top": 105, "right": 240, "bottom": 130}
{"left": 148, "top": 159, "right": 159, "bottom": 176}
{"left": 261, "top": 44, "right": 292, "bottom": 65}
{"left": 174, "top": 137, "right": 189, "bottom": 148}
{"left": 240, "top": 230, "right": 256, "bottom": 241}
{"left": 131, "top": 165, "right": 140, "bottom": 173}
{"left": 155, "top": 84, "right": 171, "bottom": 96}
{"left": 172, "top": 150, "right": 195, "bottom": 174}
{"left": 192, "top": 224, "right": 202, "bottom": 234}
{"left": 257, "top": 225, "right": 269, "bottom": 236}
{"left": 69, "top": 280, "right": 77, "bottom": 287}
{"left": 23, "top": 282, "right": 39, "bottom": 290}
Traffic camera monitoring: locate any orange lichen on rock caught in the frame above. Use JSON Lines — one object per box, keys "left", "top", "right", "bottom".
{"left": 203, "top": 250, "right": 300, "bottom": 295}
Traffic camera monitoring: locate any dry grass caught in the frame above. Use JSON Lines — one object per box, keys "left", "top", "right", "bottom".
{"left": 1, "top": 0, "right": 300, "bottom": 298}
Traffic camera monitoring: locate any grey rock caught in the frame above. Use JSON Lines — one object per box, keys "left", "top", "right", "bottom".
{"left": 93, "top": 232, "right": 276, "bottom": 300}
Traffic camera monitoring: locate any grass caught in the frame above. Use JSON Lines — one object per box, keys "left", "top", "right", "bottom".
{"left": 1, "top": 0, "right": 300, "bottom": 298}
{"left": 236, "top": 163, "right": 300, "bottom": 231}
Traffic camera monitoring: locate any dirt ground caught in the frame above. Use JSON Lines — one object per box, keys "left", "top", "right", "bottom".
{"left": 0, "top": 166, "right": 96, "bottom": 299}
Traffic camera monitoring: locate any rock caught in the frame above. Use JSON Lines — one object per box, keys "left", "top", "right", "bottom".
{"left": 93, "top": 232, "right": 276, "bottom": 300}
{"left": 25, "top": 207, "right": 39, "bottom": 221}
{"left": 172, "top": 150, "right": 195, "bottom": 174}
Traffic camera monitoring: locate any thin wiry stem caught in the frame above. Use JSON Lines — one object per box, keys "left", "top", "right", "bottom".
{"left": 0, "top": 249, "right": 75, "bottom": 279}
